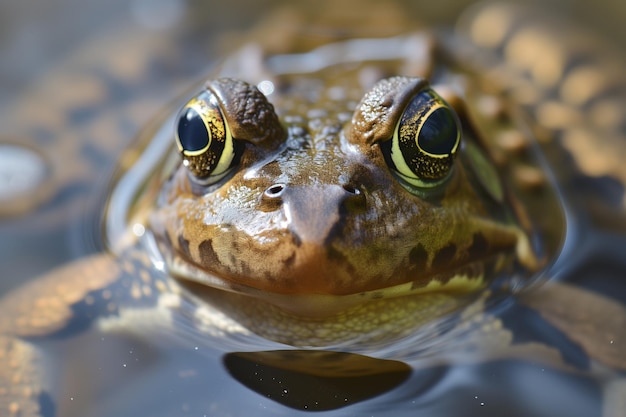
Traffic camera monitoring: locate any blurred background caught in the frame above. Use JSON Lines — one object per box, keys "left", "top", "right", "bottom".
{"left": 1, "top": 0, "right": 624, "bottom": 107}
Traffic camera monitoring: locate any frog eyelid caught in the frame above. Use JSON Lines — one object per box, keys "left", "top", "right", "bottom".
{"left": 206, "top": 78, "right": 286, "bottom": 146}
{"left": 348, "top": 76, "right": 430, "bottom": 146}
{"left": 349, "top": 76, "right": 461, "bottom": 188}
{"left": 174, "top": 78, "right": 286, "bottom": 183}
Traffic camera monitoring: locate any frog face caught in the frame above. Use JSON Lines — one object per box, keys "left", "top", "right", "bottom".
{"left": 149, "top": 73, "right": 535, "bottom": 314}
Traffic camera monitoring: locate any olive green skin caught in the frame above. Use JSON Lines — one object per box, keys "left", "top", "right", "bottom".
{"left": 151, "top": 75, "right": 531, "bottom": 300}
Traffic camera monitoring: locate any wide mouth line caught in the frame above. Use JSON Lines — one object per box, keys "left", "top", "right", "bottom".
{"left": 162, "top": 247, "right": 509, "bottom": 317}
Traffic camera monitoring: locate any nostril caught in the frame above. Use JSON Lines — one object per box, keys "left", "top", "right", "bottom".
{"left": 259, "top": 183, "right": 286, "bottom": 212}
{"left": 264, "top": 183, "right": 286, "bottom": 198}
{"left": 342, "top": 183, "right": 366, "bottom": 212}
{"left": 342, "top": 184, "right": 361, "bottom": 195}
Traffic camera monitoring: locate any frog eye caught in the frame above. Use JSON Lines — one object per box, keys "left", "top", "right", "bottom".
{"left": 175, "top": 89, "right": 238, "bottom": 183}
{"left": 386, "top": 88, "right": 460, "bottom": 187}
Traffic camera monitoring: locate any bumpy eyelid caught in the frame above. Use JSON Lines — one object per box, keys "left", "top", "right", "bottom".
{"left": 348, "top": 76, "right": 430, "bottom": 146}
{"left": 206, "top": 78, "right": 286, "bottom": 147}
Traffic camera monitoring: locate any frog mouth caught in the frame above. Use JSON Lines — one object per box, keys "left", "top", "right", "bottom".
{"left": 156, "top": 223, "right": 537, "bottom": 317}
{"left": 166, "top": 254, "right": 491, "bottom": 316}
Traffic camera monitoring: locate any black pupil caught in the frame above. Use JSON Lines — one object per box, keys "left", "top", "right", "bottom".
{"left": 177, "top": 108, "right": 209, "bottom": 151}
{"left": 418, "top": 107, "right": 458, "bottom": 155}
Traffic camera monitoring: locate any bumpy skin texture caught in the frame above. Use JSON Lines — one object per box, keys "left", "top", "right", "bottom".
{"left": 152, "top": 73, "right": 528, "bottom": 297}
{"left": 208, "top": 78, "right": 286, "bottom": 145}
{"left": 349, "top": 76, "right": 428, "bottom": 145}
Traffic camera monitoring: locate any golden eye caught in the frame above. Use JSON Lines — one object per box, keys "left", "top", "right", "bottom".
{"left": 175, "top": 89, "right": 238, "bottom": 183}
{"left": 387, "top": 88, "right": 461, "bottom": 187}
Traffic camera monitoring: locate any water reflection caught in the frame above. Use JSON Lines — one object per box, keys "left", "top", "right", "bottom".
{"left": 224, "top": 350, "right": 411, "bottom": 410}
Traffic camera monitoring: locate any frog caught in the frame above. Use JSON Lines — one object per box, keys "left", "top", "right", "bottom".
{"left": 1, "top": 1, "right": 625, "bottom": 416}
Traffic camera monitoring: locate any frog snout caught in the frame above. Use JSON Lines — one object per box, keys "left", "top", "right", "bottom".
{"left": 262, "top": 183, "right": 365, "bottom": 244}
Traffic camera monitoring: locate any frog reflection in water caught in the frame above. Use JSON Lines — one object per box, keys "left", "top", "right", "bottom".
{"left": 2, "top": 2, "right": 626, "bottom": 416}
